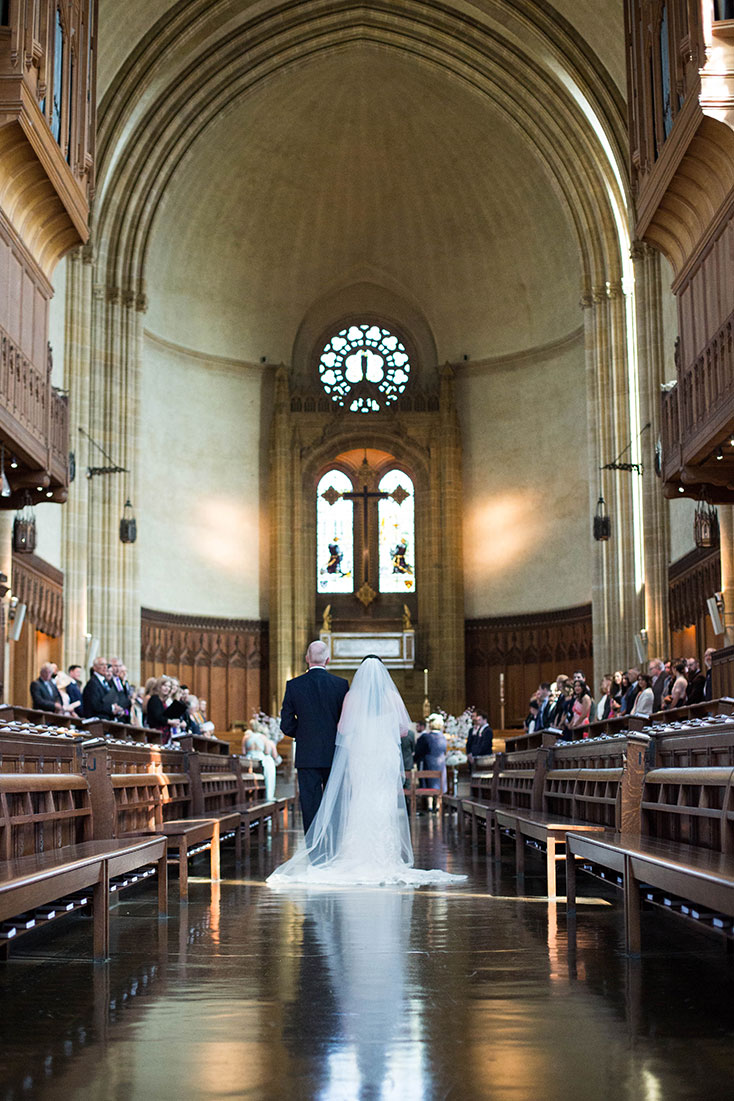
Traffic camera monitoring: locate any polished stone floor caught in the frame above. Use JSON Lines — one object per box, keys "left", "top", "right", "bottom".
{"left": 2, "top": 814, "right": 734, "bottom": 1101}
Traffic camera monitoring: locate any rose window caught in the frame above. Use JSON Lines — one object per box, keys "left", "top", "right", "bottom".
{"left": 318, "top": 324, "right": 411, "bottom": 412}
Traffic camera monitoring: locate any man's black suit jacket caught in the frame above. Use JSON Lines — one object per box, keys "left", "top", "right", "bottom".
{"left": 280, "top": 667, "right": 350, "bottom": 768}
{"left": 466, "top": 723, "right": 493, "bottom": 757}
{"left": 67, "top": 680, "right": 84, "bottom": 715}
{"left": 30, "top": 678, "right": 62, "bottom": 713}
{"left": 82, "top": 675, "right": 116, "bottom": 719}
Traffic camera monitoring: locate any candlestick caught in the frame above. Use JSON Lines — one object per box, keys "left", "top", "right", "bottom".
{"left": 423, "top": 668, "right": 428, "bottom": 696}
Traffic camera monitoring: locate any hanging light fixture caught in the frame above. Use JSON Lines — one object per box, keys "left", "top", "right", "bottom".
{"left": 119, "top": 499, "right": 137, "bottom": 544}
{"left": 593, "top": 495, "right": 611, "bottom": 541}
{"left": 694, "top": 498, "right": 719, "bottom": 549}
{"left": 12, "top": 493, "right": 36, "bottom": 553}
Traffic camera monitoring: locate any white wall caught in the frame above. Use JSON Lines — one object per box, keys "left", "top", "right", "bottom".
{"left": 138, "top": 333, "right": 265, "bottom": 618}
{"left": 459, "top": 336, "right": 590, "bottom": 617}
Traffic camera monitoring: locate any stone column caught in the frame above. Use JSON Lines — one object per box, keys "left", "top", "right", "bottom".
{"left": 85, "top": 279, "right": 144, "bottom": 681}
{"left": 632, "top": 242, "right": 671, "bottom": 660}
{"left": 62, "top": 245, "right": 93, "bottom": 667}
{"left": 438, "top": 365, "right": 465, "bottom": 714}
{"left": 269, "top": 367, "right": 294, "bottom": 709}
{"left": 583, "top": 279, "right": 644, "bottom": 683}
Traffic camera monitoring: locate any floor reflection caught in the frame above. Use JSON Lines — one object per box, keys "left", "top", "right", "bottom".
{"left": 281, "top": 887, "right": 423, "bottom": 1099}
{"left": 2, "top": 823, "right": 734, "bottom": 1099}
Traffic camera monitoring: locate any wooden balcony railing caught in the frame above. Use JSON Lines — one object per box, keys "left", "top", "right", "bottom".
{"left": 0, "top": 323, "right": 69, "bottom": 493}
{"left": 661, "top": 308, "right": 734, "bottom": 489}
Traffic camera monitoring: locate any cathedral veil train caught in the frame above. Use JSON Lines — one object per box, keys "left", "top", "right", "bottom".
{"left": 267, "top": 654, "right": 466, "bottom": 888}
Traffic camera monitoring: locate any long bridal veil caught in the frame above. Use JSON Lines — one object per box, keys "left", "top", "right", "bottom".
{"left": 267, "top": 657, "right": 466, "bottom": 887}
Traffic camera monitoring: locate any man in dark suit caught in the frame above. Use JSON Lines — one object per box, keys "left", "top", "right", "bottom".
{"left": 535, "top": 683, "right": 552, "bottom": 729}
{"left": 620, "top": 668, "right": 640, "bottom": 715}
{"left": 649, "top": 658, "right": 667, "bottom": 713}
{"left": 686, "top": 656, "right": 706, "bottom": 704}
{"left": 82, "top": 656, "right": 117, "bottom": 719}
{"left": 67, "top": 664, "right": 84, "bottom": 716}
{"left": 109, "top": 657, "right": 133, "bottom": 721}
{"left": 466, "top": 709, "right": 493, "bottom": 762}
{"left": 30, "top": 662, "right": 64, "bottom": 713}
{"left": 280, "top": 640, "right": 349, "bottom": 834}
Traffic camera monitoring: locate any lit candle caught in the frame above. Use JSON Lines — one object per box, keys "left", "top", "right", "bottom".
{"left": 423, "top": 668, "right": 428, "bottom": 697}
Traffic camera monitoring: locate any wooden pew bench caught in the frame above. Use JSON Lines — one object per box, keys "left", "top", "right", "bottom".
{"left": 0, "top": 771, "right": 166, "bottom": 959}
{"left": 83, "top": 740, "right": 243, "bottom": 899}
{"left": 462, "top": 747, "right": 548, "bottom": 856}
{"left": 494, "top": 733, "right": 650, "bottom": 897}
{"left": 566, "top": 759, "right": 734, "bottom": 951}
{"left": 567, "top": 831, "right": 734, "bottom": 953}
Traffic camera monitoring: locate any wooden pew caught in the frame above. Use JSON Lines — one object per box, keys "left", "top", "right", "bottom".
{"left": 82, "top": 739, "right": 243, "bottom": 898}
{"left": 494, "top": 732, "right": 650, "bottom": 897}
{"left": 566, "top": 721, "right": 734, "bottom": 952}
{"left": 0, "top": 721, "right": 84, "bottom": 774}
{"left": 179, "top": 735, "right": 292, "bottom": 846}
{"left": 0, "top": 768, "right": 167, "bottom": 959}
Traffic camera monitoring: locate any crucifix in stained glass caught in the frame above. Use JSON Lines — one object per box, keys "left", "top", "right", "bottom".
{"left": 319, "top": 461, "right": 412, "bottom": 607}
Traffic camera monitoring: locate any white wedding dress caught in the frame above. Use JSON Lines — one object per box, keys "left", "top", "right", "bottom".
{"left": 267, "top": 658, "right": 466, "bottom": 888}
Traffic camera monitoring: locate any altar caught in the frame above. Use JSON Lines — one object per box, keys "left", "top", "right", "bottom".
{"left": 320, "top": 630, "right": 415, "bottom": 670}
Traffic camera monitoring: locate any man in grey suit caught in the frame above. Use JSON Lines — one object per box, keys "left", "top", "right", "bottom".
{"left": 280, "top": 640, "right": 349, "bottom": 834}
{"left": 30, "top": 662, "right": 64, "bottom": 713}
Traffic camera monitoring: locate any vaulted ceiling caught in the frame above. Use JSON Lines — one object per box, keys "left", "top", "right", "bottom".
{"left": 95, "top": 0, "right": 628, "bottom": 365}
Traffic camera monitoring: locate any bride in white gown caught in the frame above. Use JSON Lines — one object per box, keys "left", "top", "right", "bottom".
{"left": 267, "top": 656, "right": 466, "bottom": 888}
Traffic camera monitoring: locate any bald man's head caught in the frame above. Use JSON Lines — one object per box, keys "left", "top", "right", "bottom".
{"left": 305, "top": 641, "right": 329, "bottom": 667}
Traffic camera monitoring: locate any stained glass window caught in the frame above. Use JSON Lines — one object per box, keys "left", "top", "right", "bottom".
{"left": 319, "top": 323, "right": 411, "bottom": 412}
{"left": 52, "top": 8, "right": 64, "bottom": 144}
{"left": 378, "top": 469, "right": 415, "bottom": 593}
{"left": 317, "top": 470, "right": 354, "bottom": 593}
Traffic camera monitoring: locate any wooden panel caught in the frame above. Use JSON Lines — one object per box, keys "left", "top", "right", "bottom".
{"left": 668, "top": 546, "right": 721, "bottom": 652}
{"left": 140, "top": 609, "right": 268, "bottom": 735}
{"left": 465, "top": 604, "right": 592, "bottom": 731}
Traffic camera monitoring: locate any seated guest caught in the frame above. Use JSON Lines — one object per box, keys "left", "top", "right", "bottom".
{"left": 108, "top": 658, "right": 133, "bottom": 721}
{"left": 593, "top": 675, "right": 614, "bottom": 722}
{"left": 83, "top": 657, "right": 117, "bottom": 719}
{"left": 551, "top": 678, "right": 574, "bottom": 728}
{"left": 619, "top": 669, "right": 640, "bottom": 716}
{"left": 665, "top": 660, "right": 689, "bottom": 709}
{"left": 415, "top": 712, "right": 447, "bottom": 793}
{"left": 648, "top": 658, "right": 667, "bottom": 713}
{"left": 466, "top": 709, "right": 493, "bottom": 762}
{"left": 242, "top": 718, "right": 282, "bottom": 800}
{"left": 631, "top": 673, "right": 654, "bottom": 717}
{"left": 686, "top": 656, "right": 706, "bottom": 704}
{"left": 141, "top": 676, "right": 157, "bottom": 723}
{"left": 187, "top": 695, "right": 214, "bottom": 735}
{"left": 54, "top": 671, "right": 82, "bottom": 714}
{"left": 66, "top": 664, "right": 84, "bottom": 716}
{"left": 524, "top": 700, "right": 540, "bottom": 733}
{"left": 566, "top": 678, "right": 592, "bottom": 734}
{"left": 147, "top": 676, "right": 187, "bottom": 741}
{"left": 609, "top": 670, "right": 624, "bottom": 709}
{"left": 535, "top": 683, "right": 552, "bottom": 729}
{"left": 704, "top": 647, "right": 715, "bottom": 701}
{"left": 30, "top": 662, "right": 64, "bottom": 713}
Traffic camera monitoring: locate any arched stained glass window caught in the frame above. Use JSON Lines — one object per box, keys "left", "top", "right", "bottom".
{"left": 317, "top": 470, "right": 354, "bottom": 594}
{"left": 378, "top": 470, "right": 415, "bottom": 593}
{"left": 319, "top": 323, "right": 411, "bottom": 412}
